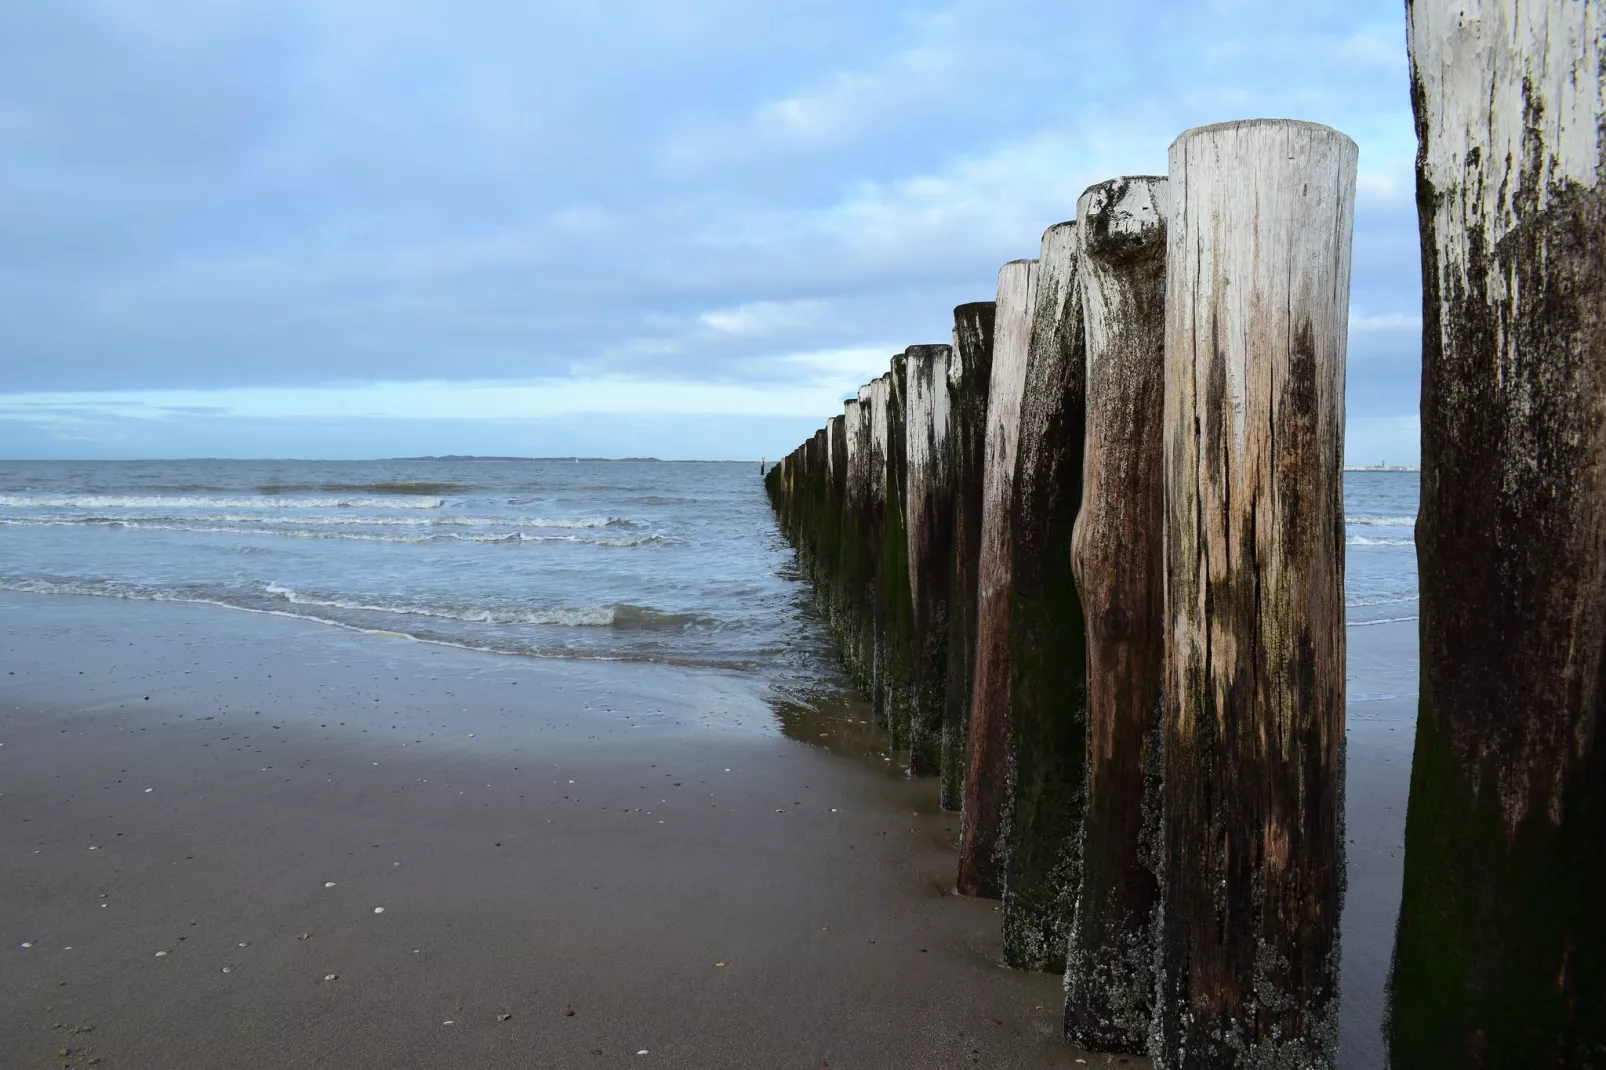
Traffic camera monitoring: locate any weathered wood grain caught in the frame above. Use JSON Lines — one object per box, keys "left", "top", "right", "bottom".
{"left": 1001, "top": 221, "right": 1089, "bottom": 970}
{"left": 905, "top": 343, "right": 956, "bottom": 776}
{"left": 866, "top": 375, "right": 892, "bottom": 727}
{"left": 1063, "top": 175, "right": 1168, "bottom": 1054}
{"left": 942, "top": 302, "right": 997, "bottom": 813}
{"left": 823, "top": 413, "right": 848, "bottom": 648}
{"left": 842, "top": 392, "right": 873, "bottom": 688}
{"left": 958, "top": 259, "right": 1037, "bottom": 899}
{"left": 881, "top": 356, "right": 915, "bottom": 748}
{"left": 1158, "top": 119, "right": 1355, "bottom": 1069}
{"left": 1390, "top": 3, "right": 1606, "bottom": 1065}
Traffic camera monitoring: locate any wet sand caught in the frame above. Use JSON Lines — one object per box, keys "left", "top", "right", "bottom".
{"left": 1, "top": 592, "right": 1413, "bottom": 1068}
{"left": 1337, "top": 619, "right": 1418, "bottom": 1068}
{"left": 0, "top": 593, "right": 1133, "bottom": 1069}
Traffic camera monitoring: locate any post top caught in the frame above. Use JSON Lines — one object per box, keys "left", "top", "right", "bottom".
{"left": 1170, "top": 117, "right": 1356, "bottom": 153}
{"left": 999, "top": 258, "right": 1037, "bottom": 283}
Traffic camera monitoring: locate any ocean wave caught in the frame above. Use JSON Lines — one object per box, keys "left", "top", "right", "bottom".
{"left": 594, "top": 534, "right": 669, "bottom": 547}
{"left": 259, "top": 583, "right": 620, "bottom": 626}
{"left": 1348, "top": 614, "right": 1419, "bottom": 627}
{"left": 258, "top": 585, "right": 708, "bottom": 629}
{"left": 0, "top": 516, "right": 668, "bottom": 548}
{"left": 1346, "top": 593, "right": 1418, "bottom": 608}
{"left": 0, "top": 579, "right": 753, "bottom": 671}
{"left": 0, "top": 576, "right": 719, "bottom": 633}
{"left": 1348, "top": 535, "right": 1415, "bottom": 547}
{"left": 0, "top": 513, "right": 639, "bottom": 530}
{"left": 0, "top": 493, "right": 443, "bottom": 510}
{"left": 1345, "top": 514, "right": 1416, "bottom": 527}
{"left": 256, "top": 481, "right": 472, "bottom": 495}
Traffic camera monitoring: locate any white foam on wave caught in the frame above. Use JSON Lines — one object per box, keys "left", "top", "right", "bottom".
{"left": 259, "top": 583, "right": 617, "bottom": 626}
{"left": 1345, "top": 514, "right": 1416, "bottom": 527}
{"left": 1348, "top": 614, "right": 1419, "bottom": 627}
{"left": 0, "top": 493, "right": 443, "bottom": 510}
{"left": 0, "top": 516, "right": 664, "bottom": 547}
{"left": 0, "top": 511, "right": 634, "bottom": 529}
{"left": 1348, "top": 535, "right": 1415, "bottom": 547}
{"left": 1346, "top": 593, "right": 1418, "bottom": 608}
{"left": 0, "top": 576, "right": 717, "bottom": 635}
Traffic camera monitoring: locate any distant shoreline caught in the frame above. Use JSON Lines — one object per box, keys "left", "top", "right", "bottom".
{"left": 1344, "top": 465, "right": 1419, "bottom": 472}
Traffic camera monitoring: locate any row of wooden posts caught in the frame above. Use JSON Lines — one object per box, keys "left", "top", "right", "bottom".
{"left": 769, "top": 114, "right": 1353, "bottom": 1065}
{"left": 765, "top": 2, "right": 1604, "bottom": 1065}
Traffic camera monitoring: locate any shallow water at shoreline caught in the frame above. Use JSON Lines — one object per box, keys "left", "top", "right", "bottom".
{"left": 0, "top": 460, "right": 847, "bottom": 695}
{"left": 1, "top": 462, "right": 1420, "bottom": 1067}
{"left": 0, "top": 460, "right": 1417, "bottom": 708}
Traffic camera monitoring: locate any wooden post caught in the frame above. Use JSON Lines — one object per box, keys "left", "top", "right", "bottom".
{"left": 842, "top": 394, "right": 871, "bottom": 689}
{"left": 801, "top": 429, "right": 826, "bottom": 583}
{"left": 824, "top": 414, "right": 847, "bottom": 648}
{"left": 866, "top": 375, "right": 891, "bottom": 727}
{"left": 905, "top": 343, "right": 956, "bottom": 776}
{"left": 1159, "top": 119, "right": 1355, "bottom": 1067}
{"left": 1064, "top": 175, "right": 1168, "bottom": 1052}
{"left": 881, "top": 355, "right": 915, "bottom": 748}
{"left": 1001, "top": 221, "right": 1089, "bottom": 970}
{"left": 958, "top": 259, "right": 1037, "bottom": 898}
{"left": 942, "top": 302, "right": 996, "bottom": 812}
{"left": 1390, "top": 3, "right": 1606, "bottom": 1064}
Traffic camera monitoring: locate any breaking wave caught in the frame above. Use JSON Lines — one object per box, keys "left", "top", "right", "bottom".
{"left": 2, "top": 577, "right": 722, "bottom": 633}
{"left": 0, "top": 513, "right": 640, "bottom": 530}
{"left": 255, "top": 481, "right": 473, "bottom": 495}
{"left": 0, "top": 493, "right": 444, "bottom": 510}
{"left": 0, "top": 516, "right": 667, "bottom": 546}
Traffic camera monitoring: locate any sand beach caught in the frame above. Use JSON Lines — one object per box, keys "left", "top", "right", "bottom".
{"left": 2, "top": 592, "right": 1120, "bottom": 1069}
{"left": 0, "top": 590, "right": 1416, "bottom": 1068}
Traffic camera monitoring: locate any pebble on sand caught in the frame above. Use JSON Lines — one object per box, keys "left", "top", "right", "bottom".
{"left": 373, "top": 907, "right": 385, "bottom": 914}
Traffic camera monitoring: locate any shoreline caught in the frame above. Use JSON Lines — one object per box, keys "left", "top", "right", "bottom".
{"left": 1, "top": 591, "right": 1412, "bottom": 1067}
{"left": 1, "top": 593, "right": 1116, "bottom": 1069}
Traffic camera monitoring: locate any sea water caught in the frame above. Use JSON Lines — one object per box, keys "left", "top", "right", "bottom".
{"left": 0, "top": 459, "right": 1418, "bottom": 707}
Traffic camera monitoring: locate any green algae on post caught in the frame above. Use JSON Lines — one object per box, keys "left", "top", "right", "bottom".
{"left": 999, "top": 220, "right": 1089, "bottom": 972}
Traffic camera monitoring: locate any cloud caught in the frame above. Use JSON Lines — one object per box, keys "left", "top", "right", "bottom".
{"left": 700, "top": 300, "right": 830, "bottom": 336}
{"left": 1350, "top": 312, "right": 1422, "bottom": 333}
{"left": 0, "top": 0, "right": 1424, "bottom": 457}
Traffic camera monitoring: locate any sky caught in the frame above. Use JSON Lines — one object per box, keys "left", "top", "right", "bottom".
{"left": 0, "top": 0, "right": 1422, "bottom": 463}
